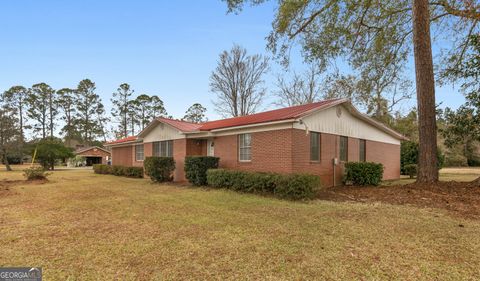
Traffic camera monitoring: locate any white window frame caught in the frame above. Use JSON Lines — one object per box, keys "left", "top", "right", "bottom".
{"left": 238, "top": 133, "right": 252, "bottom": 162}
{"left": 135, "top": 144, "right": 144, "bottom": 161}
{"left": 153, "top": 140, "right": 173, "bottom": 157}
{"left": 359, "top": 139, "right": 366, "bottom": 162}
{"left": 310, "top": 132, "right": 321, "bottom": 162}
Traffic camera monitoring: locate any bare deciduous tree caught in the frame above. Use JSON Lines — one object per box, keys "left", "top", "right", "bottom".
{"left": 210, "top": 45, "right": 269, "bottom": 117}
{"left": 275, "top": 65, "right": 322, "bottom": 106}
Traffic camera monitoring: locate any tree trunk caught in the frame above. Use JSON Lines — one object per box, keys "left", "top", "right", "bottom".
{"left": 412, "top": 0, "right": 438, "bottom": 183}
{"left": 2, "top": 149, "right": 12, "bottom": 171}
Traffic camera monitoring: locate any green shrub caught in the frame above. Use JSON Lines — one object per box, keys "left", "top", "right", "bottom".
{"left": 404, "top": 164, "right": 417, "bottom": 179}
{"left": 93, "top": 164, "right": 112, "bottom": 174}
{"left": 275, "top": 174, "right": 321, "bottom": 200}
{"left": 144, "top": 157, "right": 175, "bottom": 182}
{"left": 206, "top": 169, "right": 231, "bottom": 188}
{"left": 112, "top": 165, "right": 126, "bottom": 176}
{"left": 184, "top": 156, "right": 219, "bottom": 186}
{"left": 124, "top": 167, "right": 144, "bottom": 178}
{"left": 344, "top": 162, "right": 384, "bottom": 186}
{"left": 401, "top": 141, "right": 445, "bottom": 174}
{"left": 95, "top": 164, "right": 143, "bottom": 178}
{"left": 23, "top": 167, "right": 50, "bottom": 181}
{"left": 206, "top": 169, "right": 321, "bottom": 200}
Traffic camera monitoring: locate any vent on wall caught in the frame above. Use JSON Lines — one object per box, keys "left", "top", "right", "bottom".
{"left": 336, "top": 107, "right": 342, "bottom": 118}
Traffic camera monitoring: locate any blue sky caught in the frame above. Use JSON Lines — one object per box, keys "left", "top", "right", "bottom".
{"left": 0, "top": 0, "right": 463, "bottom": 122}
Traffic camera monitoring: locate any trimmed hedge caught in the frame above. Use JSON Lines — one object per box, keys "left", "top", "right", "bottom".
{"left": 93, "top": 164, "right": 112, "bottom": 174}
{"left": 184, "top": 156, "right": 219, "bottom": 186}
{"left": 144, "top": 157, "right": 175, "bottom": 182}
{"left": 206, "top": 169, "right": 321, "bottom": 200}
{"left": 93, "top": 164, "right": 143, "bottom": 178}
{"left": 344, "top": 162, "right": 384, "bottom": 186}
{"left": 124, "top": 167, "right": 144, "bottom": 178}
{"left": 112, "top": 165, "right": 126, "bottom": 176}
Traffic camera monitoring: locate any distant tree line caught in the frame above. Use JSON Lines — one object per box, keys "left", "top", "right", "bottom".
{"left": 0, "top": 79, "right": 209, "bottom": 170}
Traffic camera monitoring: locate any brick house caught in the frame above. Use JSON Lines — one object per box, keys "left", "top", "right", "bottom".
{"left": 105, "top": 99, "right": 406, "bottom": 186}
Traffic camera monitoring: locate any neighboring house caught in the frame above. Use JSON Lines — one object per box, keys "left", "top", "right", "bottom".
{"left": 104, "top": 99, "right": 406, "bottom": 186}
{"left": 75, "top": 146, "right": 111, "bottom": 166}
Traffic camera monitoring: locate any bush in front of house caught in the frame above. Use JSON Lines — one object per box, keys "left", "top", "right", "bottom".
{"left": 344, "top": 162, "right": 384, "bottom": 186}
{"left": 93, "top": 164, "right": 112, "bottom": 174}
{"left": 404, "top": 164, "right": 417, "bottom": 179}
{"left": 23, "top": 167, "right": 50, "bottom": 181}
{"left": 112, "top": 165, "right": 126, "bottom": 176}
{"left": 144, "top": 156, "right": 175, "bottom": 182}
{"left": 275, "top": 174, "right": 321, "bottom": 200}
{"left": 94, "top": 164, "right": 143, "bottom": 178}
{"left": 184, "top": 156, "right": 220, "bottom": 186}
{"left": 124, "top": 167, "right": 144, "bottom": 178}
{"left": 206, "top": 169, "right": 321, "bottom": 200}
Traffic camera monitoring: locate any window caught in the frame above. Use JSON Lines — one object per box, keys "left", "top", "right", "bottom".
{"left": 135, "top": 144, "right": 144, "bottom": 161}
{"left": 238, "top": 133, "right": 252, "bottom": 161}
{"left": 340, "top": 136, "right": 348, "bottom": 162}
{"left": 153, "top": 140, "right": 173, "bottom": 157}
{"left": 359, "top": 139, "right": 366, "bottom": 162}
{"left": 310, "top": 132, "right": 320, "bottom": 161}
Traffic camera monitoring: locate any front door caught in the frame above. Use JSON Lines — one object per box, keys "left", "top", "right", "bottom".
{"left": 207, "top": 139, "right": 214, "bottom": 156}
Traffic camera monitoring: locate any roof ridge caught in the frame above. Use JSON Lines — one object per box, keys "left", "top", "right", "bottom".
{"left": 201, "top": 98, "right": 344, "bottom": 125}
{"left": 157, "top": 116, "right": 202, "bottom": 125}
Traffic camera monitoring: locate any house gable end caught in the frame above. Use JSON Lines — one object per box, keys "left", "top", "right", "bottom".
{"left": 294, "top": 104, "right": 402, "bottom": 145}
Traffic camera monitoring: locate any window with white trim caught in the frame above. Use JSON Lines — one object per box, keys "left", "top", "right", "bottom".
{"left": 359, "top": 139, "right": 366, "bottom": 162}
{"left": 135, "top": 144, "right": 144, "bottom": 161}
{"left": 340, "top": 136, "right": 348, "bottom": 162}
{"left": 238, "top": 133, "right": 252, "bottom": 161}
{"left": 153, "top": 140, "right": 173, "bottom": 157}
{"left": 310, "top": 132, "right": 321, "bottom": 161}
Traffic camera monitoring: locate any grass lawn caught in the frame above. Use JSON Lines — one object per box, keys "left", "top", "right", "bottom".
{"left": 1, "top": 167, "right": 480, "bottom": 280}
{"left": 382, "top": 167, "right": 480, "bottom": 186}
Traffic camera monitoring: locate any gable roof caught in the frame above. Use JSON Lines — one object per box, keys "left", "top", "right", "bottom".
{"left": 199, "top": 98, "right": 346, "bottom": 131}
{"left": 157, "top": 117, "right": 202, "bottom": 132}
{"left": 108, "top": 98, "right": 406, "bottom": 146}
{"left": 75, "top": 146, "right": 111, "bottom": 154}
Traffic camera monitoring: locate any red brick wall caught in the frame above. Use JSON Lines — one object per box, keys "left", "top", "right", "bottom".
{"left": 111, "top": 146, "right": 133, "bottom": 166}
{"left": 291, "top": 130, "right": 339, "bottom": 187}
{"left": 214, "top": 128, "right": 400, "bottom": 186}
{"left": 366, "top": 140, "right": 401, "bottom": 180}
{"left": 173, "top": 139, "right": 187, "bottom": 181}
{"left": 214, "top": 129, "right": 294, "bottom": 173}
{"left": 186, "top": 139, "right": 206, "bottom": 156}
{"left": 144, "top": 142, "right": 153, "bottom": 158}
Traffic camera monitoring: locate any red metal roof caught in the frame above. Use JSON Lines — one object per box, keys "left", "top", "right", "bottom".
{"left": 157, "top": 117, "right": 202, "bottom": 132}
{"left": 105, "top": 135, "right": 138, "bottom": 145}
{"left": 199, "top": 99, "right": 345, "bottom": 131}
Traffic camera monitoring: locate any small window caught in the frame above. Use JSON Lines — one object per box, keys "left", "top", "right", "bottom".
{"left": 310, "top": 132, "right": 320, "bottom": 161}
{"left": 340, "top": 136, "right": 348, "bottom": 162}
{"left": 359, "top": 139, "right": 366, "bottom": 162}
{"left": 238, "top": 133, "right": 252, "bottom": 161}
{"left": 153, "top": 140, "right": 173, "bottom": 157}
{"left": 135, "top": 144, "right": 144, "bottom": 161}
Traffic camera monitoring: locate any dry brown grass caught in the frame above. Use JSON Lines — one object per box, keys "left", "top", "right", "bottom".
{"left": 1, "top": 168, "right": 480, "bottom": 280}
